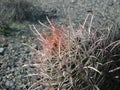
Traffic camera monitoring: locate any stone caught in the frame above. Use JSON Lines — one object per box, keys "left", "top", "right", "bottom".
{"left": 0, "top": 48, "right": 5, "bottom": 55}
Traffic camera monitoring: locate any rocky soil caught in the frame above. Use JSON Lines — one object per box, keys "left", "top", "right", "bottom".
{"left": 0, "top": 31, "right": 35, "bottom": 90}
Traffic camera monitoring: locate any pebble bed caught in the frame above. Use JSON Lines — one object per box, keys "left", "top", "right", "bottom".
{"left": 0, "top": 30, "right": 39, "bottom": 90}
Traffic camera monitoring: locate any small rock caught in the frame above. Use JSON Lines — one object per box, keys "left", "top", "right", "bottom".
{"left": 5, "top": 81, "right": 10, "bottom": 86}
{"left": 0, "top": 48, "right": 5, "bottom": 55}
{"left": 21, "top": 36, "right": 26, "bottom": 39}
{"left": 9, "top": 81, "right": 14, "bottom": 87}
{"left": 7, "top": 67, "right": 10, "bottom": 71}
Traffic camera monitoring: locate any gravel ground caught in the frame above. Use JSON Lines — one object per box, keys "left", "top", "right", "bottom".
{"left": 0, "top": 0, "right": 120, "bottom": 90}
{"left": 0, "top": 31, "right": 35, "bottom": 90}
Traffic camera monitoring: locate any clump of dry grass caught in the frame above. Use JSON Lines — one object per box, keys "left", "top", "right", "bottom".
{"left": 24, "top": 13, "right": 120, "bottom": 90}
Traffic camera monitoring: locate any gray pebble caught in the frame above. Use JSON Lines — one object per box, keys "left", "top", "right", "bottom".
{"left": 0, "top": 48, "right": 5, "bottom": 55}
{"left": 5, "top": 81, "right": 10, "bottom": 86}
